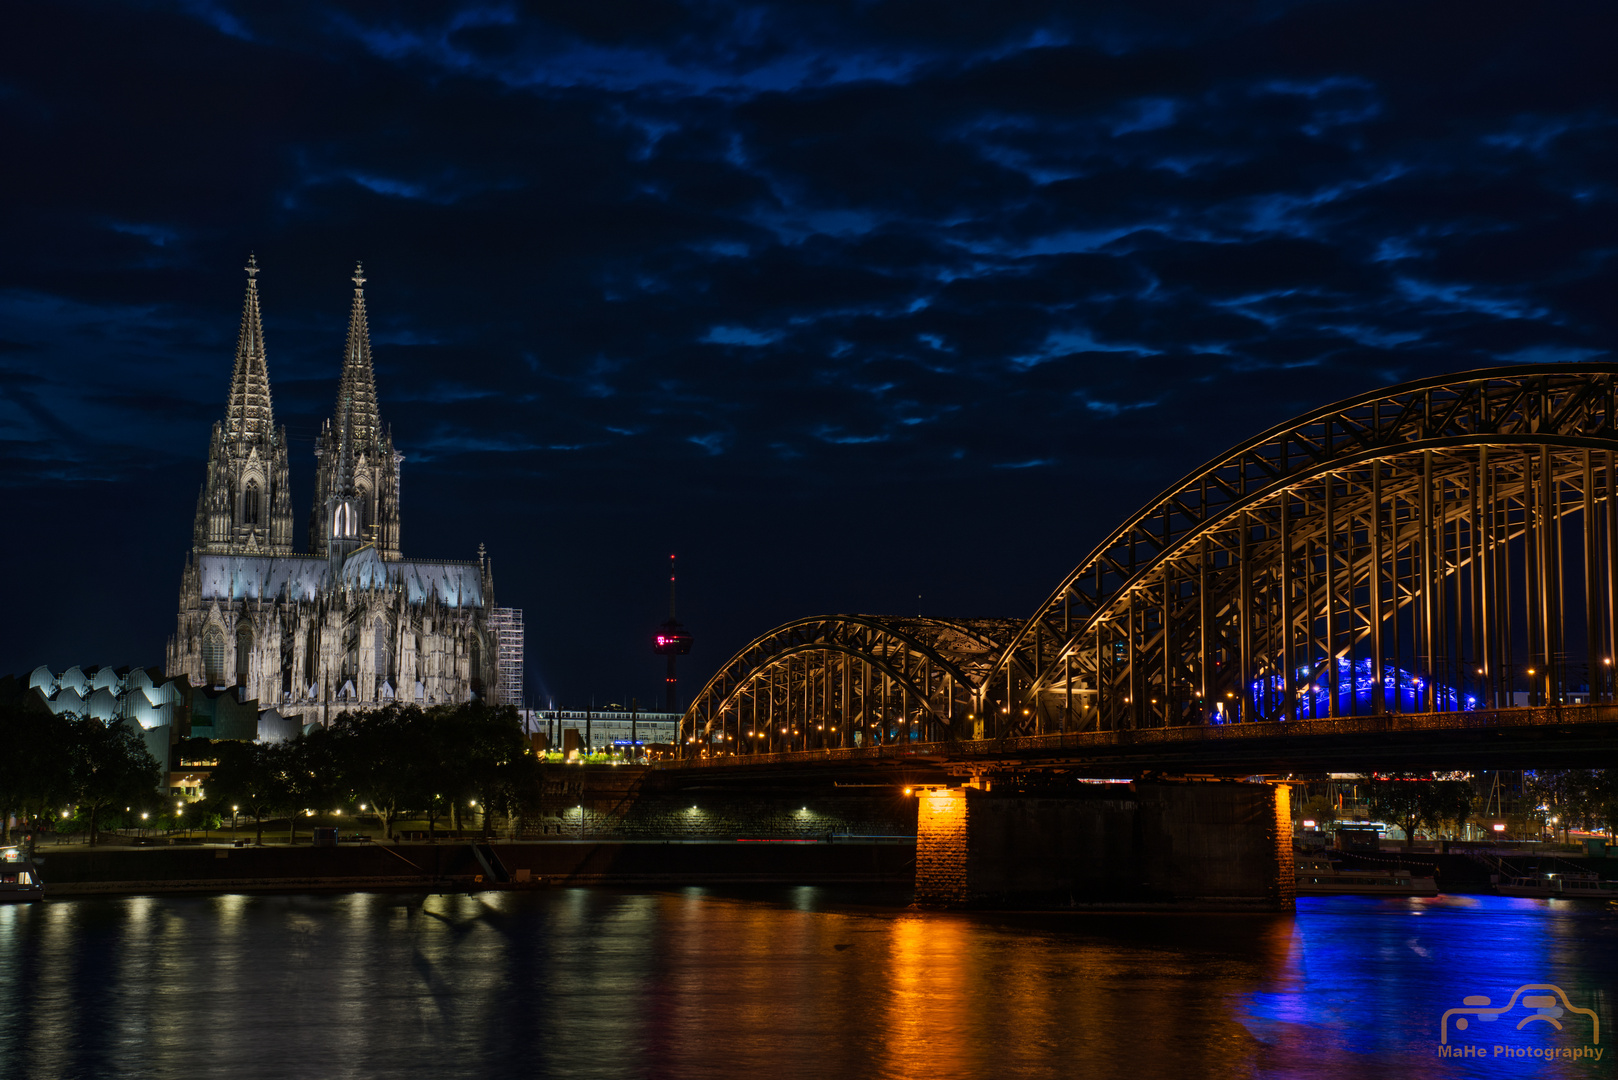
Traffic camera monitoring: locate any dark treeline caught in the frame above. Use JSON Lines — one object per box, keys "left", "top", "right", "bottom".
{"left": 205, "top": 702, "right": 538, "bottom": 842}
{"left": 0, "top": 706, "right": 160, "bottom": 845}
{"left": 0, "top": 702, "right": 539, "bottom": 846}
{"left": 1518, "top": 769, "right": 1618, "bottom": 841}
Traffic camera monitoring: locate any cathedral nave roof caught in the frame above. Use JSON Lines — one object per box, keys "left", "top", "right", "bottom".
{"left": 197, "top": 550, "right": 484, "bottom": 608}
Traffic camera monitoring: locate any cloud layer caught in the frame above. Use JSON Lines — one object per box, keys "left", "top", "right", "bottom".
{"left": 1, "top": 0, "right": 1613, "bottom": 703}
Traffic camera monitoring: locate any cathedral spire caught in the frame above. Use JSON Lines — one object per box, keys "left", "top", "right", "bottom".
{"left": 310, "top": 262, "right": 403, "bottom": 560}
{"left": 195, "top": 254, "right": 295, "bottom": 557}
{"left": 334, "top": 261, "right": 381, "bottom": 455}
{"left": 225, "top": 254, "right": 274, "bottom": 442}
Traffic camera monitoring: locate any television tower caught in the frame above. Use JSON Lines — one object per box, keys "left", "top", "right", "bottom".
{"left": 653, "top": 553, "right": 692, "bottom": 712}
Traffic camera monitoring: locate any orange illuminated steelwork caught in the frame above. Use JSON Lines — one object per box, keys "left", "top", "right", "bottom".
{"left": 680, "top": 365, "right": 1618, "bottom": 758}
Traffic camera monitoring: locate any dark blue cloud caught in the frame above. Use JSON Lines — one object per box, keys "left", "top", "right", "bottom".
{"left": 0, "top": 0, "right": 1612, "bottom": 704}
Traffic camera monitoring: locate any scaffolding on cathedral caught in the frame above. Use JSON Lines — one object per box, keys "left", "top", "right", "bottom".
{"left": 491, "top": 607, "right": 524, "bottom": 706}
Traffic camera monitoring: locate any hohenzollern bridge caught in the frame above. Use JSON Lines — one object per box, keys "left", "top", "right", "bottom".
{"left": 672, "top": 365, "right": 1618, "bottom": 779}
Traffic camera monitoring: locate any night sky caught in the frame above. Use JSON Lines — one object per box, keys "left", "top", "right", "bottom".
{"left": 2, "top": 2, "right": 1612, "bottom": 709}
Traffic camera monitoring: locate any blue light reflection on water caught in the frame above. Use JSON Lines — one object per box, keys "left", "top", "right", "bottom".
{"left": 1240, "top": 896, "right": 1617, "bottom": 1079}
{"left": 0, "top": 890, "right": 1613, "bottom": 1079}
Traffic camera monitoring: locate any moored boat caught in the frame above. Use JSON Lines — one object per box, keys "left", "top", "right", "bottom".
{"left": 1494, "top": 872, "right": 1618, "bottom": 899}
{"left": 0, "top": 846, "right": 43, "bottom": 902}
{"left": 1296, "top": 854, "right": 1439, "bottom": 897}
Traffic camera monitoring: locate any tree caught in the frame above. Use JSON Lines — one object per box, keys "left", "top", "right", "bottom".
{"left": 1366, "top": 775, "right": 1424, "bottom": 847}
{"left": 67, "top": 715, "right": 161, "bottom": 847}
{"left": 0, "top": 704, "right": 76, "bottom": 846}
{"left": 435, "top": 703, "right": 528, "bottom": 836}
{"left": 1595, "top": 770, "right": 1618, "bottom": 839}
{"left": 334, "top": 704, "right": 432, "bottom": 839}
{"left": 208, "top": 740, "right": 280, "bottom": 845}
{"left": 1525, "top": 770, "right": 1604, "bottom": 841}
{"left": 263, "top": 741, "right": 311, "bottom": 844}
{"left": 1298, "top": 793, "right": 1337, "bottom": 827}
{"left": 1419, "top": 779, "right": 1473, "bottom": 839}
{"left": 1365, "top": 773, "right": 1473, "bottom": 847}
{"left": 483, "top": 754, "right": 546, "bottom": 839}
{"left": 300, "top": 725, "right": 351, "bottom": 818}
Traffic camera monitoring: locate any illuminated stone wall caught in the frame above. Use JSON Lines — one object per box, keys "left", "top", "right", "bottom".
{"left": 499, "top": 767, "right": 918, "bottom": 841}
{"left": 915, "top": 780, "right": 1293, "bottom": 910}
{"left": 1271, "top": 783, "right": 1295, "bottom": 907}
{"left": 915, "top": 788, "right": 970, "bottom": 905}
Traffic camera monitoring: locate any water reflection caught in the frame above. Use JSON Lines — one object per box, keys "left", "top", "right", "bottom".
{"left": 0, "top": 890, "right": 1611, "bottom": 1079}
{"left": 1241, "top": 896, "right": 1617, "bottom": 1079}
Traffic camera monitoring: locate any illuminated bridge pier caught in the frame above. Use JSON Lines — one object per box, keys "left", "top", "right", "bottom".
{"left": 914, "top": 780, "right": 1293, "bottom": 910}
{"left": 668, "top": 365, "right": 1618, "bottom": 909}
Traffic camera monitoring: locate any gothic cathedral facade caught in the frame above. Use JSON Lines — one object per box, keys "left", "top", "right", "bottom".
{"left": 167, "top": 259, "right": 501, "bottom": 724}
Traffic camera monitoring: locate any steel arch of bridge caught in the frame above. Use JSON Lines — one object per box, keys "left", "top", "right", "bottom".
{"left": 679, "top": 364, "right": 1618, "bottom": 758}
{"left": 992, "top": 364, "right": 1618, "bottom": 736}
{"left": 680, "top": 615, "right": 1023, "bottom": 754}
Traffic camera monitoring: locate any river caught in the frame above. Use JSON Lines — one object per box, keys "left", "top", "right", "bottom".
{"left": 1, "top": 889, "right": 1614, "bottom": 1078}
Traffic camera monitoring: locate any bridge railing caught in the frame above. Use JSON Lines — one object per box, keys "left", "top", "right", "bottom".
{"left": 654, "top": 704, "right": 1618, "bottom": 770}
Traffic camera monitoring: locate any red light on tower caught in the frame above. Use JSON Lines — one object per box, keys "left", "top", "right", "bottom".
{"left": 654, "top": 630, "right": 692, "bottom": 655}
{"left": 653, "top": 554, "right": 692, "bottom": 711}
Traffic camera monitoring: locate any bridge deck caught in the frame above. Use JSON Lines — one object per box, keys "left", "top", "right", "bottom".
{"left": 656, "top": 704, "right": 1618, "bottom": 780}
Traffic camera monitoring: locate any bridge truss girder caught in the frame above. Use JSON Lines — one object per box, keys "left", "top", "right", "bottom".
{"left": 992, "top": 366, "right": 1618, "bottom": 738}
{"left": 681, "top": 615, "right": 1022, "bottom": 754}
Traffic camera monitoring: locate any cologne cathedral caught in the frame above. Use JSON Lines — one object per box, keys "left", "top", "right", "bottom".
{"left": 166, "top": 259, "right": 517, "bottom": 725}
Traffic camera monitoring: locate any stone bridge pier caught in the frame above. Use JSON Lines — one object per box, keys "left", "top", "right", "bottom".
{"left": 915, "top": 779, "right": 1294, "bottom": 910}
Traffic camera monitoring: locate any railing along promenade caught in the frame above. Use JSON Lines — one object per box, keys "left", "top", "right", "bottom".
{"left": 656, "top": 702, "right": 1618, "bottom": 773}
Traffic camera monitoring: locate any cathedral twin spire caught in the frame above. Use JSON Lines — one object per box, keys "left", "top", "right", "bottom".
{"left": 335, "top": 264, "right": 383, "bottom": 459}
{"left": 225, "top": 255, "right": 275, "bottom": 443}
{"left": 312, "top": 262, "right": 403, "bottom": 560}
{"left": 196, "top": 257, "right": 402, "bottom": 561}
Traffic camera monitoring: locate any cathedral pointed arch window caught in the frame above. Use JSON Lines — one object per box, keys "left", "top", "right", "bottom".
{"left": 243, "top": 479, "right": 261, "bottom": 526}
{"left": 203, "top": 627, "right": 226, "bottom": 687}
{"left": 374, "top": 618, "right": 392, "bottom": 681}
{"left": 469, "top": 636, "right": 484, "bottom": 696}
{"left": 236, "top": 624, "right": 254, "bottom": 686}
